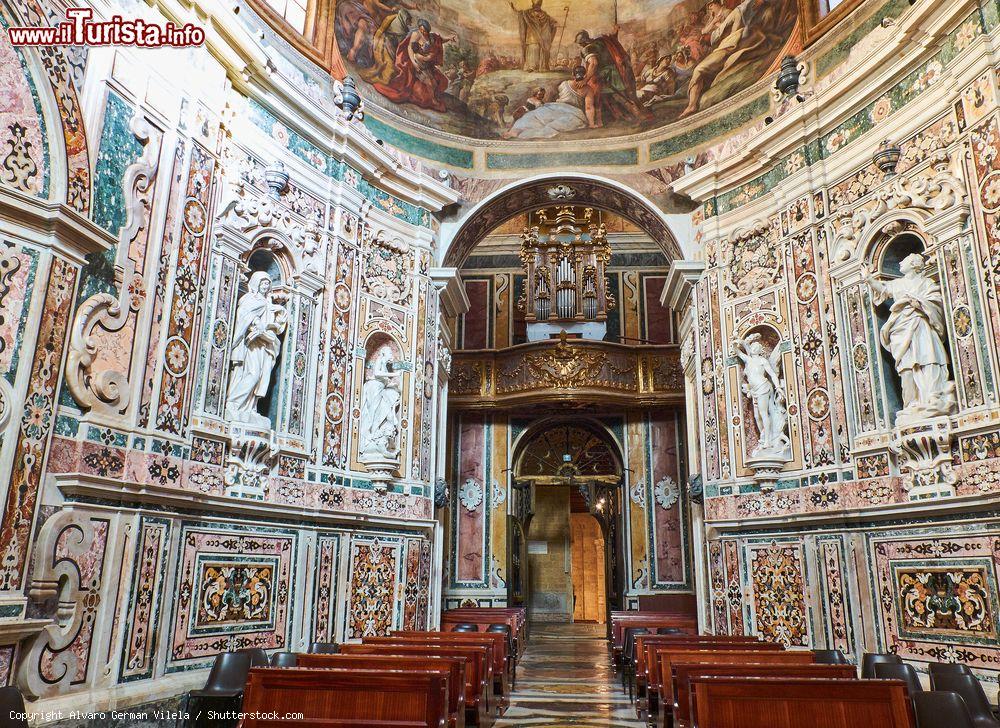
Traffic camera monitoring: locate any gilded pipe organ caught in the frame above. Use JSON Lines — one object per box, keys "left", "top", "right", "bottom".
{"left": 518, "top": 207, "right": 614, "bottom": 339}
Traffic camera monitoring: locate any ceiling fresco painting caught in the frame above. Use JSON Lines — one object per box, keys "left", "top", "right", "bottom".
{"left": 333, "top": 0, "right": 799, "bottom": 142}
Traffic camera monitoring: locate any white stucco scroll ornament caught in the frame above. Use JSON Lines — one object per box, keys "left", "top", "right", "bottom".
{"left": 358, "top": 348, "right": 402, "bottom": 491}
{"left": 225, "top": 272, "right": 288, "bottom": 428}
{"left": 733, "top": 333, "right": 792, "bottom": 492}
{"left": 459, "top": 478, "right": 484, "bottom": 511}
{"left": 832, "top": 150, "right": 965, "bottom": 263}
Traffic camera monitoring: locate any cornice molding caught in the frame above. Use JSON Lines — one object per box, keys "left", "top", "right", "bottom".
{"left": 429, "top": 266, "right": 471, "bottom": 318}
{"left": 661, "top": 260, "right": 706, "bottom": 311}
{"left": 0, "top": 188, "right": 115, "bottom": 265}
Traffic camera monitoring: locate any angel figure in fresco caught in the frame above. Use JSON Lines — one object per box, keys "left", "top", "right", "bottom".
{"left": 373, "top": 19, "right": 458, "bottom": 113}
{"left": 679, "top": 0, "right": 793, "bottom": 119}
{"left": 575, "top": 26, "right": 650, "bottom": 128}
{"left": 225, "top": 272, "right": 288, "bottom": 428}
{"left": 732, "top": 333, "right": 790, "bottom": 459}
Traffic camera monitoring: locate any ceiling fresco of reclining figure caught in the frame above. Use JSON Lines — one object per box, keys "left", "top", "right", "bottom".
{"left": 333, "top": 0, "right": 799, "bottom": 142}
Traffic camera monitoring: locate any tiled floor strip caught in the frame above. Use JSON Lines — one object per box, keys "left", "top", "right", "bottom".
{"left": 494, "top": 623, "right": 646, "bottom": 728}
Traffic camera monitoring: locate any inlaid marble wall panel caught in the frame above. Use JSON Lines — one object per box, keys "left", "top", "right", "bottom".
{"left": 119, "top": 517, "right": 171, "bottom": 682}
{"left": 868, "top": 527, "right": 1000, "bottom": 672}
{"left": 345, "top": 534, "right": 403, "bottom": 639}
{"left": 744, "top": 538, "right": 811, "bottom": 648}
{"left": 167, "top": 523, "right": 297, "bottom": 669}
{"left": 0, "top": 17, "right": 47, "bottom": 198}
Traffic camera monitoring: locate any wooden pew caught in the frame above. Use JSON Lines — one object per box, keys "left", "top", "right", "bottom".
{"left": 374, "top": 633, "right": 508, "bottom": 711}
{"left": 673, "top": 663, "right": 856, "bottom": 728}
{"left": 635, "top": 636, "right": 776, "bottom": 719}
{"left": 442, "top": 608, "right": 526, "bottom": 650}
{"left": 655, "top": 650, "right": 815, "bottom": 727}
{"left": 341, "top": 643, "right": 492, "bottom": 727}
{"left": 392, "top": 631, "right": 510, "bottom": 687}
{"left": 238, "top": 667, "right": 449, "bottom": 728}
{"left": 690, "top": 677, "right": 915, "bottom": 728}
{"left": 440, "top": 612, "right": 524, "bottom": 657}
{"left": 609, "top": 614, "right": 699, "bottom": 668}
{"left": 297, "top": 654, "right": 466, "bottom": 728}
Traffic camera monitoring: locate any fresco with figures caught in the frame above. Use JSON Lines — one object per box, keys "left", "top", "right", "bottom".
{"left": 335, "top": 0, "right": 798, "bottom": 140}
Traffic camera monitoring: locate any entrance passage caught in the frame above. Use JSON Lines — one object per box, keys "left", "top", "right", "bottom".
{"left": 571, "top": 513, "right": 606, "bottom": 623}
{"left": 494, "top": 622, "right": 644, "bottom": 727}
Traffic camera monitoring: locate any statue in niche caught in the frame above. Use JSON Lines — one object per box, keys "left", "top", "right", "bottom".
{"left": 359, "top": 347, "right": 402, "bottom": 459}
{"left": 225, "top": 271, "right": 288, "bottom": 427}
{"left": 863, "top": 253, "right": 956, "bottom": 425}
{"left": 732, "top": 333, "right": 791, "bottom": 460}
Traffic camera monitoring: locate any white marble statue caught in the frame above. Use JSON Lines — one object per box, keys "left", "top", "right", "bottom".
{"left": 863, "top": 253, "right": 956, "bottom": 424}
{"left": 225, "top": 271, "right": 288, "bottom": 427}
{"left": 733, "top": 333, "right": 791, "bottom": 459}
{"left": 359, "top": 348, "right": 402, "bottom": 459}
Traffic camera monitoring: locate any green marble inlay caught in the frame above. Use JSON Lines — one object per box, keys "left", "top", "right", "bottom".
{"left": 82, "top": 91, "right": 143, "bottom": 302}
{"left": 486, "top": 147, "right": 638, "bottom": 170}
{"left": 54, "top": 414, "right": 80, "bottom": 438}
{"left": 363, "top": 114, "right": 473, "bottom": 168}
{"left": 650, "top": 94, "right": 769, "bottom": 161}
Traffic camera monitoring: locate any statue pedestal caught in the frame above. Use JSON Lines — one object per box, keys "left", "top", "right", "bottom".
{"left": 359, "top": 453, "right": 399, "bottom": 493}
{"left": 891, "top": 416, "right": 956, "bottom": 500}
{"left": 225, "top": 427, "right": 278, "bottom": 499}
{"left": 746, "top": 453, "right": 790, "bottom": 494}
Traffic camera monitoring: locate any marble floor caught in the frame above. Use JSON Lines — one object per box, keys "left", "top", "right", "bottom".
{"left": 494, "top": 622, "right": 644, "bottom": 728}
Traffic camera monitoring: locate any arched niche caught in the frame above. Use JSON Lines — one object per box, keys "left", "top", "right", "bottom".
{"left": 731, "top": 323, "right": 786, "bottom": 462}
{"left": 440, "top": 174, "right": 685, "bottom": 270}
{"left": 867, "top": 227, "right": 929, "bottom": 424}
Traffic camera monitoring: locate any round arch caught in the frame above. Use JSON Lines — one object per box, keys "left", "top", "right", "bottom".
{"left": 511, "top": 416, "right": 625, "bottom": 486}
{"left": 441, "top": 173, "right": 685, "bottom": 269}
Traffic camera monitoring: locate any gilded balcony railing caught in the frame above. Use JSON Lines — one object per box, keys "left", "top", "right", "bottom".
{"left": 449, "top": 333, "right": 684, "bottom": 408}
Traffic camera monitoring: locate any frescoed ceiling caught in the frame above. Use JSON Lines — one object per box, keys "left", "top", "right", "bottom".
{"left": 332, "top": 0, "right": 799, "bottom": 143}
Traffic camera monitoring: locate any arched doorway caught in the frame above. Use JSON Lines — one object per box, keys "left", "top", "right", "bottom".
{"left": 439, "top": 175, "right": 696, "bottom": 621}
{"left": 509, "top": 419, "right": 624, "bottom": 624}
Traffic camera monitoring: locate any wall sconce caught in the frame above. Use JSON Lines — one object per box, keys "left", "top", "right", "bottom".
{"left": 776, "top": 55, "right": 801, "bottom": 97}
{"left": 334, "top": 76, "right": 364, "bottom": 121}
{"left": 873, "top": 139, "right": 902, "bottom": 175}
{"left": 264, "top": 160, "right": 288, "bottom": 199}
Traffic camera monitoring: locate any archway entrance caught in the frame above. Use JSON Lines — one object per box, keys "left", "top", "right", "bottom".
{"left": 509, "top": 420, "right": 623, "bottom": 624}
{"left": 439, "top": 175, "right": 695, "bottom": 623}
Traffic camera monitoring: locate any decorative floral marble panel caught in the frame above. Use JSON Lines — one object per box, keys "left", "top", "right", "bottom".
{"left": 870, "top": 530, "right": 1000, "bottom": 669}
{"left": 120, "top": 518, "right": 170, "bottom": 682}
{"left": 746, "top": 539, "right": 810, "bottom": 647}
{"left": 346, "top": 536, "right": 401, "bottom": 639}
{"left": 312, "top": 533, "right": 342, "bottom": 643}
{"left": 168, "top": 524, "right": 295, "bottom": 667}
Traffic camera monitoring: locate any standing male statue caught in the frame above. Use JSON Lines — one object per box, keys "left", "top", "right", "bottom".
{"left": 511, "top": 0, "right": 558, "bottom": 72}
{"left": 226, "top": 272, "right": 288, "bottom": 427}
{"left": 733, "top": 333, "right": 791, "bottom": 459}
{"left": 863, "top": 253, "right": 956, "bottom": 424}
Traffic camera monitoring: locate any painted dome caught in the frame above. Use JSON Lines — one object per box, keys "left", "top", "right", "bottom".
{"left": 332, "top": 0, "right": 799, "bottom": 143}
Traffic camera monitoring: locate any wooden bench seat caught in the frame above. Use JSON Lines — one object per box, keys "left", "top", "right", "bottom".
{"left": 296, "top": 653, "right": 466, "bottom": 728}
{"left": 672, "top": 663, "right": 857, "bottom": 728}
{"left": 238, "top": 667, "right": 449, "bottom": 728}
{"left": 341, "top": 643, "right": 492, "bottom": 727}
{"left": 655, "top": 649, "right": 815, "bottom": 726}
{"left": 690, "top": 677, "right": 915, "bottom": 728}
{"left": 609, "top": 615, "right": 699, "bottom": 666}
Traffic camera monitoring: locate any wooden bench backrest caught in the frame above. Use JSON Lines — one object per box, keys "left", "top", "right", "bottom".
{"left": 646, "top": 642, "right": 784, "bottom": 692}
{"left": 657, "top": 650, "right": 815, "bottom": 704}
{"left": 364, "top": 637, "right": 494, "bottom": 683}
{"left": 241, "top": 721, "right": 427, "bottom": 727}
{"left": 340, "top": 644, "right": 486, "bottom": 707}
{"left": 611, "top": 616, "right": 699, "bottom": 647}
{"left": 391, "top": 631, "right": 507, "bottom": 673}
{"left": 691, "top": 677, "right": 915, "bottom": 728}
{"left": 673, "top": 663, "right": 857, "bottom": 727}
{"left": 635, "top": 636, "right": 768, "bottom": 679}
{"left": 296, "top": 654, "right": 465, "bottom": 721}
{"left": 240, "top": 667, "right": 448, "bottom": 728}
